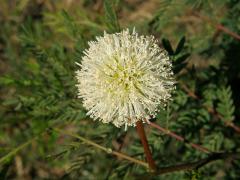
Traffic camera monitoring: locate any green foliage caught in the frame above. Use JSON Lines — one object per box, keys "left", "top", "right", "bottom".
{"left": 216, "top": 86, "right": 235, "bottom": 122}
{"left": 185, "top": 170, "right": 202, "bottom": 180}
{"left": 104, "top": 0, "right": 120, "bottom": 33}
{"left": 0, "top": 0, "right": 240, "bottom": 179}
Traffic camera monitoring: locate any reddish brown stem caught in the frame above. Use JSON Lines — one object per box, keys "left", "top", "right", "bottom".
{"left": 149, "top": 122, "right": 211, "bottom": 154}
{"left": 217, "top": 25, "right": 240, "bottom": 40}
{"left": 136, "top": 121, "right": 157, "bottom": 171}
{"left": 227, "top": 122, "right": 240, "bottom": 134}
{"left": 192, "top": 12, "right": 240, "bottom": 41}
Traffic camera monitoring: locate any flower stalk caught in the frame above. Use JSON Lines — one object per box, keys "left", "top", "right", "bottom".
{"left": 136, "top": 121, "right": 157, "bottom": 171}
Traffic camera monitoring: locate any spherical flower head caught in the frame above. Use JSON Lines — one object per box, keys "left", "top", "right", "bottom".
{"left": 76, "top": 29, "right": 175, "bottom": 129}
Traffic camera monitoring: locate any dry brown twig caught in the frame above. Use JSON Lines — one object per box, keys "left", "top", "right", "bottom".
{"left": 192, "top": 12, "right": 240, "bottom": 41}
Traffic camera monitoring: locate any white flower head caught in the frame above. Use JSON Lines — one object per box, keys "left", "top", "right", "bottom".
{"left": 76, "top": 29, "right": 175, "bottom": 129}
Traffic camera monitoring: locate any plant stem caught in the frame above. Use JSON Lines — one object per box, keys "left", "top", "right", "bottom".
{"left": 53, "top": 127, "right": 148, "bottom": 168}
{"left": 149, "top": 122, "right": 211, "bottom": 153}
{"left": 133, "top": 152, "right": 239, "bottom": 178}
{"left": 0, "top": 136, "right": 39, "bottom": 165}
{"left": 192, "top": 12, "right": 240, "bottom": 41}
{"left": 153, "top": 152, "right": 239, "bottom": 175}
{"left": 136, "top": 121, "right": 157, "bottom": 171}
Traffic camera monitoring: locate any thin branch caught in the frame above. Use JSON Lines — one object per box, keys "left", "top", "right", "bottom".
{"left": 0, "top": 122, "right": 68, "bottom": 165}
{"left": 53, "top": 127, "right": 149, "bottom": 168}
{"left": 227, "top": 122, "right": 240, "bottom": 133}
{"left": 0, "top": 136, "right": 39, "bottom": 165}
{"left": 192, "top": 12, "right": 240, "bottom": 41}
{"left": 136, "top": 121, "right": 157, "bottom": 171}
{"left": 155, "top": 152, "right": 239, "bottom": 175}
{"left": 148, "top": 122, "right": 211, "bottom": 153}
{"left": 181, "top": 84, "right": 240, "bottom": 134}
